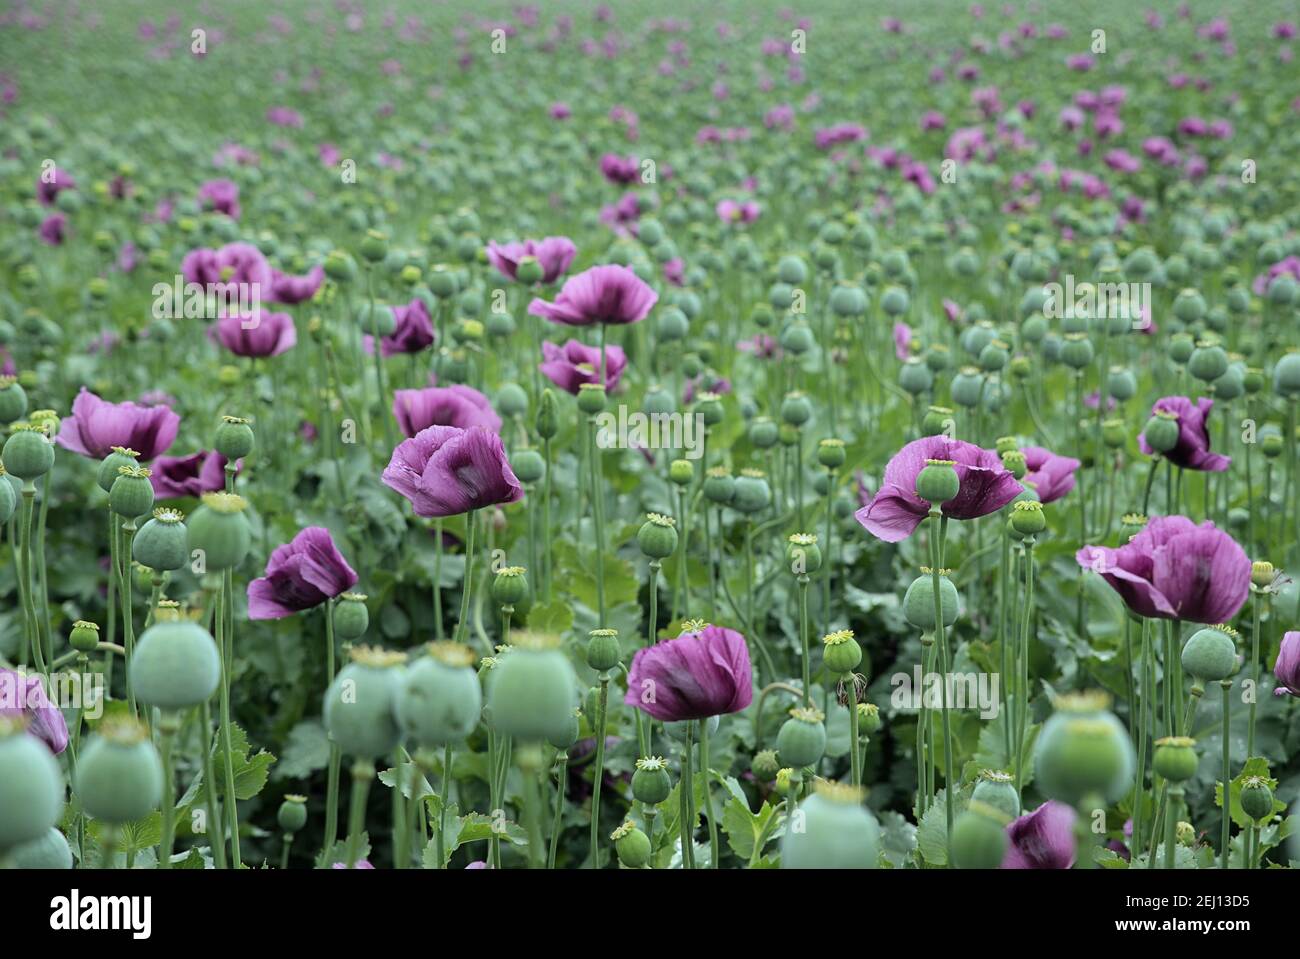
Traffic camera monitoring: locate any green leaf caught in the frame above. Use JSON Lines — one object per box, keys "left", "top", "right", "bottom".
{"left": 526, "top": 599, "right": 574, "bottom": 636}
{"left": 194, "top": 724, "right": 277, "bottom": 804}
{"left": 878, "top": 811, "right": 918, "bottom": 868}
{"left": 274, "top": 720, "right": 331, "bottom": 781}
{"left": 378, "top": 762, "right": 434, "bottom": 802}
{"left": 1214, "top": 756, "right": 1285, "bottom": 829}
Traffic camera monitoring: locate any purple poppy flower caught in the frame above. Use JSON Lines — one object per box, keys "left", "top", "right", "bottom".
{"left": 623, "top": 624, "right": 753, "bottom": 722}
{"left": 213, "top": 311, "right": 296, "bottom": 358}
{"left": 1076, "top": 515, "right": 1250, "bottom": 623}
{"left": 366, "top": 299, "right": 436, "bottom": 357}
{"left": 0, "top": 668, "right": 68, "bottom": 754}
{"left": 893, "top": 323, "right": 913, "bottom": 361}
{"left": 485, "top": 237, "right": 577, "bottom": 285}
{"left": 56, "top": 388, "right": 180, "bottom": 461}
{"left": 392, "top": 385, "right": 501, "bottom": 438}
{"left": 599, "top": 152, "right": 639, "bottom": 184}
{"left": 1002, "top": 801, "right": 1076, "bottom": 868}
{"left": 382, "top": 425, "right": 524, "bottom": 518}
{"left": 1274, "top": 631, "right": 1299, "bottom": 697}
{"left": 1021, "top": 445, "right": 1081, "bottom": 504}
{"left": 538, "top": 339, "right": 627, "bottom": 394}
{"left": 36, "top": 168, "right": 76, "bottom": 206}
{"left": 527, "top": 264, "right": 657, "bottom": 328}
{"left": 247, "top": 526, "right": 359, "bottom": 620}
{"left": 38, "top": 213, "right": 67, "bottom": 245}
{"left": 716, "top": 199, "right": 760, "bottom": 224}
{"left": 150, "top": 450, "right": 234, "bottom": 499}
{"left": 269, "top": 265, "right": 324, "bottom": 305}
{"left": 1137, "top": 396, "right": 1230, "bottom": 472}
{"left": 181, "top": 242, "right": 273, "bottom": 300}
{"left": 465, "top": 860, "right": 488, "bottom": 869}
{"left": 198, "top": 179, "right": 240, "bottom": 219}
{"left": 855, "top": 436, "right": 1024, "bottom": 543}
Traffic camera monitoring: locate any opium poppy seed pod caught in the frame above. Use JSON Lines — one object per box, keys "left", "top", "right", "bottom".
{"left": 76, "top": 718, "right": 163, "bottom": 824}
{"left": 817, "top": 438, "right": 846, "bottom": 470}
{"left": 324, "top": 646, "right": 407, "bottom": 758}
{"left": 586, "top": 628, "right": 621, "bottom": 673}
{"left": 748, "top": 417, "right": 778, "bottom": 449}
{"left": 780, "top": 781, "right": 880, "bottom": 869}
{"left": 668, "top": 459, "right": 693, "bottom": 486}
{"left": 1034, "top": 691, "right": 1134, "bottom": 807}
{"left": 776, "top": 706, "right": 827, "bottom": 767}
{"left": 822, "top": 629, "right": 862, "bottom": 675}
{"left": 214, "top": 415, "right": 254, "bottom": 461}
{"left": 1240, "top": 777, "right": 1274, "bottom": 823}
{"left": 0, "top": 375, "right": 28, "bottom": 423}
{"left": 129, "top": 613, "right": 220, "bottom": 711}
{"left": 611, "top": 820, "right": 651, "bottom": 868}
{"left": 2, "top": 424, "right": 54, "bottom": 480}
{"left": 96, "top": 446, "right": 140, "bottom": 493}
{"left": 333, "top": 593, "right": 369, "bottom": 640}
{"left": 491, "top": 566, "right": 529, "bottom": 608}
{"left": 132, "top": 507, "right": 188, "bottom": 572}
{"left": 485, "top": 631, "right": 578, "bottom": 743}
{"left": 278, "top": 795, "right": 308, "bottom": 834}
{"left": 1152, "top": 736, "right": 1198, "bottom": 783}
{"left": 786, "top": 533, "right": 821, "bottom": 574}
{"left": 186, "top": 492, "right": 251, "bottom": 571}
{"left": 8, "top": 826, "right": 73, "bottom": 869}
{"left": 903, "top": 570, "right": 959, "bottom": 629}
{"left": 951, "top": 800, "right": 1011, "bottom": 869}
{"left": 703, "top": 467, "right": 735, "bottom": 505}
{"left": 972, "top": 769, "right": 1020, "bottom": 819}
{"left": 0, "top": 717, "right": 65, "bottom": 849}
{"left": 395, "top": 642, "right": 482, "bottom": 749}
{"left": 0, "top": 465, "right": 14, "bottom": 523}
{"left": 731, "top": 469, "right": 772, "bottom": 514}
{"left": 637, "top": 513, "right": 678, "bottom": 559}
{"left": 1180, "top": 624, "right": 1238, "bottom": 682}
{"left": 109, "top": 465, "right": 154, "bottom": 518}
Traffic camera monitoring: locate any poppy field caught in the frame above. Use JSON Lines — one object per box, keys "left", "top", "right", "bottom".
{"left": 1, "top": 0, "right": 1300, "bottom": 880}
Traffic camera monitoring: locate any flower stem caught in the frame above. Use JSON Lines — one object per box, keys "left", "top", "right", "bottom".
{"left": 1220, "top": 679, "right": 1232, "bottom": 869}
{"left": 928, "top": 510, "right": 955, "bottom": 844}
{"left": 344, "top": 759, "right": 374, "bottom": 869}
{"left": 456, "top": 510, "right": 479, "bottom": 650}
{"left": 433, "top": 519, "right": 444, "bottom": 641}
{"left": 157, "top": 713, "right": 178, "bottom": 868}
{"left": 698, "top": 716, "right": 719, "bottom": 868}
{"left": 590, "top": 677, "right": 609, "bottom": 868}
{"left": 680, "top": 720, "right": 696, "bottom": 869}
{"left": 548, "top": 751, "right": 567, "bottom": 869}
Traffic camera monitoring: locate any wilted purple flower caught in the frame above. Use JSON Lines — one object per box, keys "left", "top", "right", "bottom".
{"left": 623, "top": 624, "right": 753, "bottom": 721}
{"left": 1002, "top": 801, "right": 1076, "bottom": 869}
{"left": 1273, "top": 631, "right": 1299, "bottom": 697}
{"left": 198, "top": 179, "right": 240, "bottom": 219}
{"left": 485, "top": 237, "right": 577, "bottom": 285}
{"left": 382, "top": 425, "right": 524, "bottom": 518}
{"left": 527, "top": 264, "right": 657, "bottom": 327}
{"left": 213, "top": 311, "right": 296, "bottom": 358}
{"left": 1021, "top": 445, "right": 1081, "bottom": 504}
{"left": 56, "top": 387, "right": 180, "bottom": 461}
{"left": 539, "top": 339, "right": 627, "bottom": 394}
{"left": 248, "top": 526, "right": 358, "bottom": 620}
{"left": 1137, "top": 396, "right": 1230, "bottom": 472}
{"left": 0, "top": 668, "right": 68, "bottom": 754}
{"left": 150, "top": 450, "right": 233, "bottom": 499}
{"left": 855, "top": 436, "right": 1024, "bottom": 543}
{"left": 366, "top": 299, "right": 435, "bottom": 357}
{"left": 38, "top": 213, "right": 67, "bottom": 245}
{"left": 269, "top": 265, "right": 324, "bottom": 304}
{"left": 1076, "top": 515, "right": 1250, "bottom": 623}
{"left": 392, "top": 385, "right": 501, "bottom": 438}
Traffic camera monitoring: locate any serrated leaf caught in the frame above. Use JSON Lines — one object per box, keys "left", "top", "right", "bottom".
{"left": 526, "top": 599, "right": 574, "bottom": 635}
{"left": 274, "top": 720, "right": 331, "bottom": 780}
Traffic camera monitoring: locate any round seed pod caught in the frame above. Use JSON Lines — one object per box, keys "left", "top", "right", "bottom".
{"left": 277, "top": 795, "right": 308, "bottom": 834}
{"left": 612, "top": 821, "right": 652, "bottom": 868}
{"left": 916, "top": 459, "right": 959, "bottom": 504}
{"left": 214, "top": 416, "right": 254, "bottom": 460}
{"left": 1240, "top": 777, "right": 1274, "bottom": 823}
{"left": 585, "top": 628, "right": 622, "bottom": 672}
{"left": 776, "top": 707, "right": 826, "bottom": 768}
{"left": 186, "top": 492, "right": 251, "bottom": 571}
{"left": 76, "top": 719, "right": 163, "bottom": 824}
{"left": 490, "top": 566, "right": 529, "bottom": 607}
{"left": 8, "top": 826, "right": 73, "bottom": 868}
{"left": 1180, "top": 625, "right": 1238, "bottom": 682}
{"left": 637, "top": 513, "right": 679, "bottom": 559}
{"left": 822, "top": 629, "right": 862, "bottom": 675}
{"left": 1152, "top": 736, "right": 1199, "bottom": 783}
{"left": 485, "top": 633, "right": 577, "bottom": 743}
{"left": 96, "top": 446, "right": 140, "bottom": 493}
{"left": 333, "top": 593, "right": 369, "bottom": 641}
{"left": 132, "top": 508, "right": 189, "bottom": 571}
{"left": 632, "top": 756, "right": 673, "bottom": 804}
{"left": 731, "top": 470, "right": 772, "bottom": 514}
{"left": 902, "top": 573, "right": 959, "bottom": 629}
{"left": 0, "top": 720, "right": 65, "bottom": 850}
{"left": 703, "top": 467, "right": 735, "bottom": 506}
{"left": 2, "top": 426, "right": 54, "bottom": 480}
{"left": 1034, "top": 691, "right": 1134, "bottom": 807}
{"left": 971, "top": 769, "right": 1020, "bottom": 819}
{"left": 393, "top": 643, "right": 483, "bottom": 749}
{"left": 1010, "top": 500, "right": 1046, "bottom": 536}
{"left": 130, "top": 614, "right": 221, "bottom": 711}
{"left": 511, "top": 448, "right": 545, "bottom": 485}
{"left": 780, "top": 781, "right": 880, "bottom": 869}
{"left": 0, "top": 465, "right": 14, "bottom": 523}
{"left": 786, "top": 533, "right": 821, "bottom": 574}
{"left": 0, "top": 376, "right": 28, "bottom": 423}
{"left": 1273, "top": 352, "right": 1300, "bottom": 398}
{"left": 950, "top": 800, "right": 1010, "bottom": 869}
{"left": 1142, "top": 411, "right": 1180, "bottom": 453}
{"left": 323, "top": 647, "right": 407, "bottom": 758}
{"left": 109, "top": 465, "right": 155, "bottom": 518}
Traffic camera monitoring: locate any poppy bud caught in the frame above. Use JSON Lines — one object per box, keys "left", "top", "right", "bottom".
{"left": 776, "top": 706, "right": 827, "bottom": 768}
{"left": 110, "top": 465, "right": 154, "bottom": 518}
{"left": 586, "top": 628, "right": 622, "bottom": 672}
{"left": 132, "top": 508, "right": 189, "bottom": 572}
{"left": 535, "top": 388, "right": 559, "bottom": 440}
{"left": 1251, "top": 561, "right": 1274, "bottom": 589}
{"left": 748, "top": 417, "right": 778, "bottom": 449}
{"left": 214, "top": 415, "right": 255, "bottom": 461}
{"left": 395, "top": 643, "right": 482, "bottom": 748}
{"left": 750, "top": 749, "right": 780, "bottom": 783}
{"left": 1034, "top": 691, "right": 1135, "bottom": 807}
{"left": 780, "top": 781, "right": 880, "bottom": 869}
{"left": 486, "top": 632, "right": 578, "bottom": 743}
{"left": 0, "top": 376, "right": 28, "bottom": 423}
{"left": 1152, "top": 736, "right": 1198, "bottom": 783}
{"left": 822, "top": 629, "right": 862, "bottom": 675}
{"left": 637, "top": 513, "right": 679, "bottom": 560}
{"left": 632, "top": 755, "right": 673, "bottom": 803}
{"left": 611, "top": 820, "right": 652, "bottom": 868}
{"left": 916, "top": 459, "right": 959, "bottom": 504}
{"left": 130, "top": 617, "right": 221, "bottom": 711}
{"left": 703, "top": 467, "right": 735, "bottom": 505}
{"left": 76, "top": 718, "right": 164, "bottom": 824}
{"left": 1240, "top": 776, "right": 1274, "bottom": 822}
{"left": 1102, "top": 418, "right": 1127, "bottom": 449}
{"left": 324, "top": 646, "right": 407, "bottom": 758}
{"left": 511, "top": 448, "right": 545, "bottom": 485}
{"left": 186, "top": 492, "right": 251, "bottom": 570}
{"left": 902, "top": 572, "right": 959, "bottom": 629}
{"left": 1180, "top": 624, "right": 1238, "bottom": 682}
{"left": 2, "top": 425, "right": 54, "bottom": 480}
{"left": 0, "top": 719, "right": 65, "bottom": 848}
{"left": 278, "top": 795, "right": 308, "bottom": 834}
{"left": 333, "top": 592, "right": 369, "bottom": 640}
{"left": 1142, "top": 410, "right": 1180, "bottom": 454}
{"left": 950, "top": 800, "right": 1010, "bottom": 869}
{"left": 972, "top": 769, "right": 1020, "bottom": 819}
{"left": 731, "top": 469, "right": 772, "bottom": 514}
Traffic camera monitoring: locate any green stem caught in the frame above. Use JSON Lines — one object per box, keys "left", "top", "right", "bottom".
{"left": 344, "top": 759, "right": 374, "bottom": 869}
{"left": 217, "top": 568, "right": 241, "bottom": 867}
{"left": 698, "top": 716, "right": 719, "bottom": 868}
{"left": 1220, "top": 680, "right": 1231, "bottom": 869}
{"left": 548, "top": 752, "right": 567, "bottom": 869}
{"left": 157, "top": 715, "right": 177, "bottom": 868}
{"left": 456, "top": 510, "right": 479, "bottom": 650}
{"left": 590, "top": 678, "right": 609, "bottom": 868}
{"left": 681, "top": 721, "right": 696, "bottom": 869}
{"left": 199, "top": 697, "right": 227, "bottom": 870}
{"left": 929, "top": 511, "right": 954, "bottom": 843}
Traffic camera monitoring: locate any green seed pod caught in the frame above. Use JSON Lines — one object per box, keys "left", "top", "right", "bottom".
{"left": 816, "top": 438, "right": 846, "bottom": 470}
{"left": 1172, "top": 288, "right": 1207, "bottom": 323}
{"left": 214, "top": 415, "right": 255, "bottom": 461}
{"left": 0, "top": 719, "right": 65, "bottom": 850}
{"left": 535, "top": 389, "right": 559, "bottom": 440}
{"left": 8, "top": 826, "right": 73, "bottom": 869}
{"left": 277, "top": 795, "right": 308, "bottom": 834}
{"left": 1180, "top": 625, "right": 1238, "bottom": 681}
{"left": 1001, "top": 449, "right": 1027, "bottom": 479}
{"left": 776, "top": 707, "right": 827, "bottom": 768}
{"left": 750, "top": 749, "right": 780, "bottom": 783}
{"left": 780, "top": 392, "right": 813, "bottom": 427}
{"left": 786, "top": 533, "right": 822, "bottom": 574}
{"left": 902, "top": 573, "right": 959, "bottom": 629}
{"left": 547, "top": 707, "right": 580, "bottom": 750}
{"left": 702, "top": 467, "right": 735, "bottom": 505}
{"left": 1152, "top": 736, "right": 1199, "bottom": 783}
{"left": 611, "top": 820, "right": 652, "bottom": 868}
{"left": 132, "top": 508, "right": 189, "bottom": 571}
{"left": 577, "top": 383, "right": 606, "bottom": 416}
{"left": 637, "top": 513, "right": 679, "bottom": 560}
{"left": 780, "top": 782, "right": 880, "bottom": 869}
{"left": 731, "top": 470, "right": 772, "bottom": 514}
{"left": 76, "top": 719, "right": 163, "bottom": 824}
{"left": 186, "top": 492, "right": 251, "bottom": 571}
{"left": 70, "top": 620, "right": 100, "bottom": 653}
{"left": 1240, "top": 776, "right": 1274, "bottom": 822}
{"left": 1142, "top": 411, "right": 1180, "bottom": 454}
{"left": 916, "top": 459, "right": 959, "bottom": 504}
{"left": 694, "top": 393, "right": 724, "bottom": 427}
{"left": 899, "top": 358, "right": 934, "bottom": 395}
{"left": 1188, "top": 343, "right": 1229, "bottom": 383}
{"left": 586, "top": 628, "right": 622, "bottom": 672}
{"left": 0, "top": 465, "right": 14, "bottom": 523}
{"left": 880, "top": 285, "right": 910, "bottom": 317}
{"left": 748, "top": 417, "right": 779, "bottom": 449}
{"left": 951, "top": 368, "right": 985, "bottom": 408}
{"left": 1060, "top": 333, "right": 1095, "bottom": 370}
{"left": 395, "top": 643, "right": 482, "bottom": 748}
{"left": 656, "top": 306, "right": 689, "bottom": 341}
{"left": 515, "top": 256, "right": 544, "bottom": 285}
{"left": 2, "top": 425, "right": 54, "bottom": 480}
{"left": 1261, "top": 432, "right": 1283, "bottom": 458}
{"left": 511, "top": 448, "right": 545, "bottom": 484}
{"left": 668, "top": 458, "right": 694, "bottom": 486}
{"left": 822, "top": 629, "right": 862, "bottom": 675}
{"left": 1034, "top": 691, "right": 1135, "bottom": 807}
{"left": 950, "top": 800, "right": 1010, "bottom": 869}
{"left": 921, "top": 406, "right": 954, "bottom": 435}
{"left": 1168, "top": 333, "right": 1195, "bottom": 365}
{"left": 1101, "top": 419, "right": 1127, "bottom": 449}
{"left": 497, "top": 383, "right": 528, "bottom": 419}
{"left": 130, "top": 614, "right": 221, "bottom": 710}
{"left": 359, "top": 228, "right": 389, "bottom": 263}
{"left": 779, "top": 322, "right": 814, "bottom": 354}
{"left": 971, "top": 770, "right": 1020, "bottom": 819}
{"left": 0, "top": 376, "right": 29, "bottom": 423}
{"left": 926, "top": 345, "right": 953, "bottom": 372}
{"left": 491, "top": 566, "right": 529, "bottom": 607}
{"left": 829, "top": 283, "right": 866, "bottom": 317}
{"left": 324, "top": 647, "right": 407, "bottom": 758}
{"left": 333, "top": 592, "right": 369, "bottom": 640}
{"left": 485, "top": 633, "right": 578, "bottom": 743}
{"left": 1274, "top": 352, "right": 1300, "bottom": 397}
{"left": 1010, "top": 500, "right": 1046, "bottom": 536}
{"left": 109, "top": 465, "right": 155, "bottom": 518}
{"left": 1106, "top": 367, "right": 1137, "bottom": 401}
{"left": 632, "top": 756, "right": 673, "bottom": 804}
